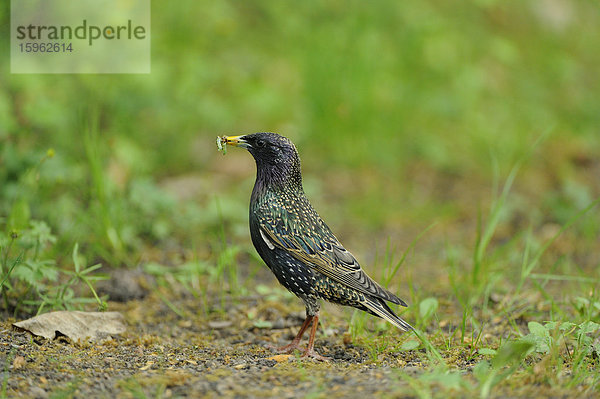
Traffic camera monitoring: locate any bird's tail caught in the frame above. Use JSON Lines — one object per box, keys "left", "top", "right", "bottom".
{"left": 362, "top": 296, "right": 413, "bottom": 331}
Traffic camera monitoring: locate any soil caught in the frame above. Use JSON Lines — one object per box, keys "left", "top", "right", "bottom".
{"left": 1, "top": 283, "right": 427, "bottom": 399}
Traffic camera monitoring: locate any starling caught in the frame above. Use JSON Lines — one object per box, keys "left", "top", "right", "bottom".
{"left": 223, "top": 132, "right": 412, "bottom": 360}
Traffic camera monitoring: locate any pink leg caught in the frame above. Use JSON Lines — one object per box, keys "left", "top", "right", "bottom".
{"left": 268, "top": 313, "right": 330, "bottom": 361}
{"left": 300, "top": 314, "right": 329, "bottom": 361}
{"left": 268, "top": 315, "right": 314, "bottom": 353}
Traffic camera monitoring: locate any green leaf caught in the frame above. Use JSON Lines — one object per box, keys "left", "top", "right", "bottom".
{"left": 491, "top": 340, "right": 534, "bottom": 369}
{"left": 143, "top": 262, "right": 172, "bottom": 276}
{"left": 527, "top": 321, "right": 548, "bottom": 337}
{"left": 401, "top": 339, "right": 420, "bottom": 351}
{"left": 8, "top": 200, "right": 31, "bottom": 231}
{"left": 72, "top": 243, "right": 80, "bottom": 273}
{"left": 419, "top": 297, "right": 439, "bottom": 320}
{"left": 472, "top": 360, "right": 491, "bottom": 381}
{"left": 559, "top": 322, "right": 576, "bottom": 332}
{"left": 79, "top": 263, "right": 103, "bottom": 275}
{"left": 12, "top": 264, "right": 38, "bottom": 286}
{"left": 253, "top": 320, "right": 273, "bottom": 329}
{"left": 578, "top": 321, "right": 600, "bottom": 335}
{"left": 419, "top": 369, "right": 464, "bottom": 391}
{"left": 478, "top": 348, "right": 497, "bottom": 356}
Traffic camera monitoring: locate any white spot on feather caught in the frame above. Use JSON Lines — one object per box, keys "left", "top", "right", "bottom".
{"left": 260, "top": 229, "right": 275, "bottom": 250}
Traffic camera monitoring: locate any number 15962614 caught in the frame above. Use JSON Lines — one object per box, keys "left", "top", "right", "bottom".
{"left": 19, "top": 42, "right": 73, "bottom": 53}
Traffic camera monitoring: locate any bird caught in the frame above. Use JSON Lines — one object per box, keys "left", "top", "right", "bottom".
{"left": 222, "top": 132, "right": 412, "bottom": 360}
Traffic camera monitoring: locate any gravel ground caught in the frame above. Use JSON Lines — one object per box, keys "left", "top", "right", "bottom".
{"left": 1, "top": 285, "right": 428, "bottom": 399}
{"left": 4, "top": 267, "right": 596, "bottom": 398}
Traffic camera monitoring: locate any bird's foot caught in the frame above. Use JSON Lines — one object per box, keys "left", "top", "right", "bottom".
{"left": 300, "top": 348, "right": 330, "bottom": 362}
{"left": 266, "top": 342, "right": 305, "bottom": 354}
{"left": 265, "top": 314, "right": 329, "bottom": 361}
{"left": 267, "top": 343, "right": 329, "bottom": 361}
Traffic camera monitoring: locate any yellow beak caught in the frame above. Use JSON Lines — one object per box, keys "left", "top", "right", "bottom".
{"left": 225, "top": 135, "right": 247, "bottom": 147}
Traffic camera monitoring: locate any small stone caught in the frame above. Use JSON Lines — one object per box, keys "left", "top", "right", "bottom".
{"left": 29, "top": 386, "right": 48, "bottom": 399}
{"left": 12, "top": 355, "right": 26, "bottom": 370}
{"left": 97, "top": 269, "right": 148, "bottom": 302}
{"left": 208, "top": 320, "right": 232, "bottom": 329}
{"left": 272, "top": 318, "right": 285, "bottom": 329}
{"left": 266, "top": 354, "right": 292, "bottom": 363}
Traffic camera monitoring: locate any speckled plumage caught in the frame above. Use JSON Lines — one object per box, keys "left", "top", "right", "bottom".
{"left": 224, "top": 132, "right": 412, "bottom": 360}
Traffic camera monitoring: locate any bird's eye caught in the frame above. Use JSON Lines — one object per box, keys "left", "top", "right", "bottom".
{"left": 256, "top": 139, "right": 266, "bottom": 148}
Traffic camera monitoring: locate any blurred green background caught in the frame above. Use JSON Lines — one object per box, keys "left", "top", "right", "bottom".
{"left": 1, "top": 1, "right": 599, "bottom": 311}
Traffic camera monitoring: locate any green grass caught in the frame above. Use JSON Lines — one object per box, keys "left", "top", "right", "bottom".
{"left": 2, "top": 0, "right": 600, "bottom": 397}
{"left": 343, "top": 163, "right": 599, "bottom": 396}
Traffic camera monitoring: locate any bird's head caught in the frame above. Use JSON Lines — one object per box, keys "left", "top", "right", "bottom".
{"left": 225, "top": 132, "right": 302, "bottom": 190}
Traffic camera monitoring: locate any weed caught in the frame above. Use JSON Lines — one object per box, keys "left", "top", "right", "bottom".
{"left": 0, "top": 223, "right": 107, "bottom": 314}
{"left": 1, "top": 220, "right": 57, "bottom": 313}
{"left": 474, "top": 340, "right": 535, "bottom": 398}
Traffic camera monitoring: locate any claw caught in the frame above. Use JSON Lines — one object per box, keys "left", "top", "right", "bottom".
{"left": 265, "top": 313, "right": 329, "bottom": 361}
{"left": 266, "top": 342, "right": 306, "bottom": 354}
{"left": 301, "top": 348, "right": 330, "bottom": 362}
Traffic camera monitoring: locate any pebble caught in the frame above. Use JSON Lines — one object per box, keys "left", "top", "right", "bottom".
{"left": 29, "top": 387, "right": 48, "bottom": 399}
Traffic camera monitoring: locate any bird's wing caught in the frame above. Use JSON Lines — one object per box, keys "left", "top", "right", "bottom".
{"left": 257, "top": 199, "right": 407, "bottom": 306}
